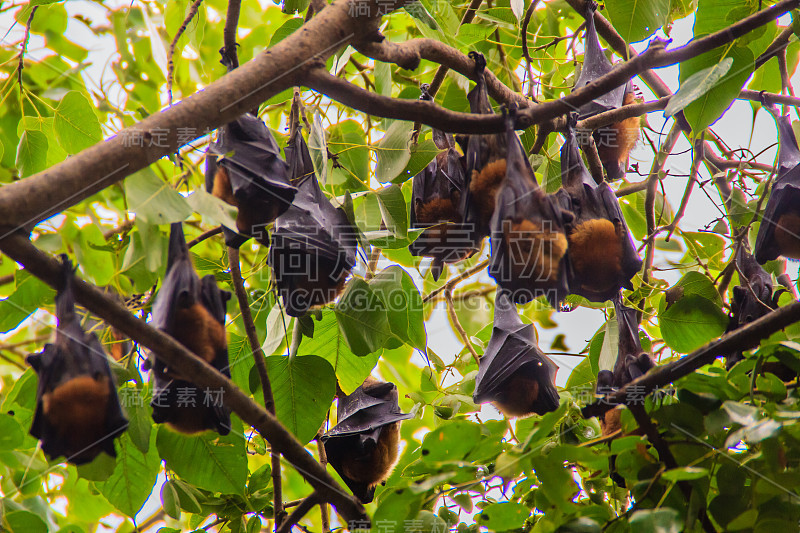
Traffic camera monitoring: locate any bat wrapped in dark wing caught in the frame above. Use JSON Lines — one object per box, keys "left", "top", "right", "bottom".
{"left": 268, "top": 120, "right": 358, "bottom": 317}
{"left": 147, "top": 222, "right": 233, "bottom": 435}
{"left": 473, "top": 291, "right": 560, "bottom": 417}
{"left": 596, "top": 297, "right": 655, "bottom": 435}
{"left": 460, "top": 52, "right": 508, "bottom": 243}
{"left": 489, "top": 108, "right": 572, "bottom": 307}
{"left": 409, "top": 85, "right": 477, "bottom": 281}
{"left": 27, "top": 256, "right": 128, "bottom": 465}
{"left": 572, "top": 1, "right": 639, "bottom": 181}
{"left": 724, "top": 246, "right": 777, "bottom": 369}
{"left": 321, "top": 377, "right": 412, "bottom": 504}
{"left": 556, "top": 113, "right": 642, "bottom": 302}
{"left": 205, "top": 113, "right": 296, "bottom": 248}
{"left": 754, "top": 98, "right": 800, "bottom": 264}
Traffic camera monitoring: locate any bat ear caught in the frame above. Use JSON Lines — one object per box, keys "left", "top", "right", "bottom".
{"left": 597, "top": 369, "right": 614, "bottom": 388}
{"left": 26, "top": 352, "right": 42, "bottom": 371}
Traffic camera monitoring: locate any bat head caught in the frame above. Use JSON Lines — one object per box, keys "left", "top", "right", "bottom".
{"left": 573, "top": 1, "right": 626, "bottom": 118}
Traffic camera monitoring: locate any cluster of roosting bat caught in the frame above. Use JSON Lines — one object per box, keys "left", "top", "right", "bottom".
{"left": 23, "top": 1, "right": 800, "bottom": 508}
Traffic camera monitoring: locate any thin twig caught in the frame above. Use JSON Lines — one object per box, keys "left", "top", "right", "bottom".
{"left": 276, "top": 492, "right": 321, "bottom": 533}
{"left": 187, "top": 226, "right": 222, "bottom": 248}
{"left": 227, "top": 247, "right": 283, "bottom": 529}
{"left": 364, "top": 246, "right": 381, "bottom": 281}
{"left": 445, "top": 288, "right": 480, "bottom": 365}
{"left": 222, "top": 0, "right": 242, "bottom": 69}
{"left": 520, "top": 0, "right": 541, "bottom": 99}
{"left": 16, "top": 6, "right": 37, "bottom": 91}
{"left": 316, "top": 433, "right": 331, "bottom": 533}
{"left": 422, "top": 259, "right": 489, "bottom": 303}
{"left": 167, "top": 0, "right": 205, "bottom": 106}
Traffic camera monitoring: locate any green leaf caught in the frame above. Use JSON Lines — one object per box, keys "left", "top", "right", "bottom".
{"left": 156, "top": 418, "right": 248, "bottom": 495}
{"left": 661, "top": 466, "right": 709, "bottom": 482}
{"left": 665, "top": 58, "right": 733, "bottom": 117}
{"left": 629, "top": 508, "right": 681, "bottom": 533}
{"left": 161, "top": 480, "right": 181, "bottom": 520}
{"left": 328, "top": 120, "right": 369, "bottom": 192}
{"left": 124, "top": 168, "right": 192, "bottom": 225}
{"left": 477, "top": 502, "right": 530, "bottom": 531}
{"left": 375, "top": 121, "right": 413, "bottom": 183}
{"left": 375, "top": 185, "right": 409, "bottom": 238}
{"left": 369, "top": 266, "right": 426, "bottom": 350}
{"left": 0, "top": 271, "right": 55, "bottom": 333}
{"left": 265, "top": 354, "right": 336, "bottom": 444}
{"left": 54, "top": 91, "right": 102, "bottom": 154}
{"left": 659, "top": 294, "right": 728, "bottom": 353}
{"left": 96, "top": 432, "right": 160, "bottom": 517}
{"left": 16, "top": 129, "right": 49, "bottom": 177}
{"left": 0, "top": 413, "right": 23, "bottom": 450}
{"left": 185, "top": 188, "right": 239, "bottom": 231}
{"left": 605, "top": 0, "right": 669, "bottom": 43}
{"left": 298, "top": 310, "right": 380, "bottom": 394}
{"left": 3, "top": 511, "right": 48, "bottom": 533}
{"left": 269, "top": 19, "right": 303, "bottom": 47}
{"left": 282, "top": 0, "right": 309, "bottom": 15}
{"left": 510, "top": 0, "right": 524, "bottom": 21}
{"left": 679, "top": 44, "right": 755, "bottom": 132}
{"left": 334, "top": 278, "right": 392, "bottom": 356}
{"left": 420, "top": 420, "right": 480, "bottom": 462}
{"left": 309, "top": 112, "right": 328, "bottom": 185}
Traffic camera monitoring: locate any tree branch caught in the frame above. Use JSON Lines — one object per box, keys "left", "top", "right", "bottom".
{"left": 167, "top": 0, "right": 204, "bottom": 106}
{"left": 222, "top": 0, "right": 242, "bottom": 69}
{"left": 582, "top": 297, "right": 800, "bottom": 419}
{"left": 0, "top": 232, "right": 368, "bottom": 526}
{"left": 276, "top": 492, "right": 320, "bottom": 533}
{"left": 16, "top": 6, "right": 37, "bottom": 91}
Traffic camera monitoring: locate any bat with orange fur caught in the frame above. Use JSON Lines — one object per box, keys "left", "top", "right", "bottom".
{"left": 146, "top": 222, "right": 232, "bottom": 435}
{"left": 205, "top": 113, "right": 296, "bottom": 248}
{"left": 409, "top": 85, "right": 477, "bottom": 280}
{"left": 27, "top": 256, "right": 128, "bottom": 465}
{"left": 268, "top": 114, "right": 358, "bottom": 317}
{"left": 754, "top": 97, "right": 800, "bottom": 264}
{"left": 321, "top": 377, "right": 412, "bottom": 504}
{"left": 489, "top": 108, "right": 572, "bottom": 307}
{"left": 556, "top": 113, "right": 642, "bottom": 302}
{"left": 473, "top": 291, "right": 560, "bottom": 417}
{"left": 461, "top": 52, "right": 508, "bottom": 243}
{"left": 573, "top": 1, "right": 639, "bottom": 181}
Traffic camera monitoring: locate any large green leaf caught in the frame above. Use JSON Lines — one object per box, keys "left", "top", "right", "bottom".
{"left": 53, "top": 91, "right": 102, "bottom": 154}
{"left": 679, "top": 44, "right": 755, "bottom": 133}
{"left": 96, "top": 432, "right": 160, "bottom": 517}
{"left": 298, "top": 310, "right": 380, "bottom": 394}
{"left": 0, "top": 271, "right": 55, "bottom": 333}
{"left": 369, "top": 266, "right": 426, "bottom": 351}
{"left": 124, "top": 168, "right": 192, "bottom": 225}
{"left": 328, "top": 120, "right": 370, "bottom": 192}
{"left": 629, "top": 508, "right": 681, "bottom": 533}
{"left": 659, "top": 286, "right": 728, "bottom": 354}
{"left": 375, "top": 121, "right": 413, "bottom": 183}
{"left": 665, "top": 58, "right": 733, "bottom": 117}
{"left": 335, "top": 278, "right": 392, "bottom": 356}
{"left": 265, "top": 354, "right": 336, "bottom": 444}
{"left": 156, "top": 418, "right": 248, "bottom": 495}
{"left": 476, "top": 502, "right": 531, "bottom": 531}
{"left": 15, "top": 130, "right": 48, "bottom": 177}
{"left": 605, "top": 0, "right": 669, "bottom": 43}
{"left": 375, "top": 185, "right": 409, "bottom": 238}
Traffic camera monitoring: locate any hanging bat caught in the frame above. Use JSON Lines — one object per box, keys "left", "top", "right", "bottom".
{"left": 321, "top": 376, "right": 412, "bottom": 504}
{"left": 205, "top": 113, "right": 296, "bottom": 248}
{"left": 268, "top": 118, "right": 358, "bottom": 317}
{"left": 461, "top": 52, "right": 508, "bottom": 243}
{"left": 409, "top": 85, "right": 478, "bottom": 280}
{"left": 754, "top": 98, "right": 800, "bottom": 264}
{"left": 147, "top": 222, "right": 233, "bottom": 435}
{"left": 27, "top": 256, "right": 128, "bottom": 465}
{"left": 725, "top": 246, "right": 778, "bottom": 369}
{"left": 489, "top": 108, "right": 572, "bottom": 307}
{"left": 556, "top": 113, "right": 642, "bottom": 302}
{"left": 596, "top": 297, "right": 655, "bottom": 437}
{"left": 573, "top": 1, "right": 639, "bottom": 181}
{"left": 473, "top": 291, "right": 560, "bottom": 417}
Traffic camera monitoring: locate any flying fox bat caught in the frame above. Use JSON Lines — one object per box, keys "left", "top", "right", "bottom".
{"left": 573, "top": 1, "right": 639, "bottom": 181}
{"left": 27, "top": 256, "right": 128, "bottom": 465}
{"left": 205, "top": 113, "right": 296, "bottom": 248}
{"left": 556, "top": 113, "right": 642, "bottom": 302}
{"left": 489, "top": 108, "right": 572, "bottom": 307}
{"left": 321, "top": 377, "right": 412, "bottom": 504}
{"left": 725, "top": 246, "right": 778, "bottom": 369}
{"left": 473, "top": 292, "right": 560, "bottom": 417}
{"left": 268, "top": 119, "right": 358, "bottom": 317}
{"left": 754, "top": 98, "right": 800, "bottom": 264}
{"left": 596, "top": 297, "right": 655, "bottom": 436}
{"left": 461, "top": 52, "right": 508, "bottom": 242}
{"left": 147, "top": 222, "right": 232, "bottom": 435}
{"left": 409, "top": 85, "right": 477, "bottom": 280}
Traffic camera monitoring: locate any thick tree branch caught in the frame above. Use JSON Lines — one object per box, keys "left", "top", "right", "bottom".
{"left": 0, "top": 232, "right": 369, "bottom": 526}
{"left": 0, "top": 0, "right": 405, "bottom": 231}
{"left": 583, "top": 298, "right": 800, "bottom": 419}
